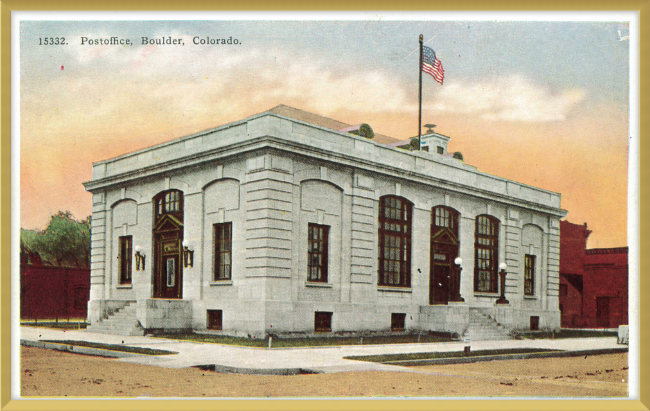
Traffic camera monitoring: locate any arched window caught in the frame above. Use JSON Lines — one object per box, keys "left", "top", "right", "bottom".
{"left": 153, "top": 190, "right": 184, "bottom": 224}
{"left": 432, "top": 206, "right": 459, "bottom": 239}
{"left": 474, "top": 215, "right": 499, "bottom": 293}
{"left": 378, "top": 196, "right": 412, "bottom": 287}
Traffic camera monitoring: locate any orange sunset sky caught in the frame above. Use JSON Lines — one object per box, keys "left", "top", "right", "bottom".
{"left": 19, "top": 17, "right": 632, "bottom": 248}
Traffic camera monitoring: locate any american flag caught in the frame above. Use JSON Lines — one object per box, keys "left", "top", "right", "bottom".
{"left": 422, "top": 46, "right": 444, "bottom": 85}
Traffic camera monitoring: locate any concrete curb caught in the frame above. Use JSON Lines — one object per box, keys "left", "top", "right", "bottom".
{"left": 376, "top": 347, "right": 629, "bottom": 366}
{"left": 20, "top": 339, "right": 177, "bottom": 359}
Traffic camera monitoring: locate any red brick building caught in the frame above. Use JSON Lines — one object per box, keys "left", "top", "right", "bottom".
{"left": 20, "top": 248, "right": 90, "bottom": 320}
{"left": 559, "top": 220, "right": 628, "bottom": 328}
{"left": 582, "top": 247, "right": 629, "bottom": 328}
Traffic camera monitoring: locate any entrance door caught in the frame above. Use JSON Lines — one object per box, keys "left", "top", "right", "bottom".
{"left": 430, "top": 207, "right": 460, "bottom": 305}
{"left": 152, "top": 190, "right": 184, "bottom": 299}
{"left": 431, "top": 261, "right": 450, "bottom": 305}
{"left": 153, "top": 229, "right": 183, "bottom": 299}
{"left": 596, "top": 297, "right": 610, "bottom": 328}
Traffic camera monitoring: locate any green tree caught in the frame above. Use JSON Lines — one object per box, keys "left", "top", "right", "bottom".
{"left": 21, "top": 211, "right": 91, "bottom": 268}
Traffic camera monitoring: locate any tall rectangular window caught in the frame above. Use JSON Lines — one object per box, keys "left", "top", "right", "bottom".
{"left": 214, "top": 223, "right": 232, "bottom": 281}
{"left": 524, "top": 254, "right": 536, "bottom": 296}
{"left": 474, "top": 215, "right": 499, "bottom": 293}
{"left": 378, "top": 196, "right": 412, "bottom": 287}
{"left": 119, "top": 236, "right": 132, "bottom": 285}
{"left": 308, "top": 224, "right": 329, "bottom": 282}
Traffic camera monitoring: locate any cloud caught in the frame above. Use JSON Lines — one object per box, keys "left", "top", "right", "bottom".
{"left": 251, "top": 54, "right": 411, "bottom": 115}
{"left": 26, "top": 42, "right": 413, "bottom": 131}
{"left": 431, "top": 75, "right": 586, "bottom": 122}
{"left": 22, "top": 42, "right": 589, "bottom": 152}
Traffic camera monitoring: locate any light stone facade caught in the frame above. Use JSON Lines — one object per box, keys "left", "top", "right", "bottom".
{"left": 84, "top": 108, "right": 567, "bottom": 338}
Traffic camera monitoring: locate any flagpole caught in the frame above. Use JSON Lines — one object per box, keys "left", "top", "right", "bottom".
{"left": 418, "top": 34, "right": 423, "bottom": 151}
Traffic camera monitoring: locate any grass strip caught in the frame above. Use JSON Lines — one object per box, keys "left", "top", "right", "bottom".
{"left": 345, "top": 348, "right": 562, "bottom": 363}
{"left": 516, "top": 330, "right": 618, "bottom": 339}
{"left": 153, "top": 333, "right": 456, "bottom": 348}
{"left": 41, "top": 340, "right": 177, "bottom": 356}
{"left": 21, "top": 321, "right": 87, "bottom": 330}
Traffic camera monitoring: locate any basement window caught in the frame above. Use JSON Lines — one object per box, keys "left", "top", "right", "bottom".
{"left": 530, "top": 316, "right": 539, "bottom": 331}
{"left": 314, "top": 312, "right": 332, "bottom": 333}
{"left": 207, "top": 310, "right": 223, "bottom": 331}
{"left": 391, "top": 313, "right": 406, "bottom": 332}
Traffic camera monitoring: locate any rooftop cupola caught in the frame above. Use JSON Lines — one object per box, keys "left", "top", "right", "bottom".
{"left": 420, "top": 124, "right": 450, "bottom": 154}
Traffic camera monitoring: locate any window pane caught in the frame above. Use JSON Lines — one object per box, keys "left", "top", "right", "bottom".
{"left": 307, "top": 224, "right": 329, "bottom": 282}
{"left": 214, "top": 223, "right": 233, "bottom": 280}
{"left": 475, "top": 215, "right": 498, "bottom": 293}
{"left": 119, "top": 236, "right": 132, "bottom": 284}
{"left": 378, "top": 197, "right": 411, "bottom": 287}
{"left": 524, "top": 255, "right": 535, "bottom": 295}
{"left": 166, "top": 258, "right": 175, "bottom": 287}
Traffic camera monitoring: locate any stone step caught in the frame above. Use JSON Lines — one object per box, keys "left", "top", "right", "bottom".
{"left": 464, "top": 309, "right": 513, "bottom": 341}
{"left": 87, "top": 302, "right": 144, "bottom": 336}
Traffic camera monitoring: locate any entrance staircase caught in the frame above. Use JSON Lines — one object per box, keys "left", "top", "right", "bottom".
{"left": 463, "top": 308, "right": 513, "bottom": 341}
{"left": 86, "top": 301, "right": 145, "bottom": 336}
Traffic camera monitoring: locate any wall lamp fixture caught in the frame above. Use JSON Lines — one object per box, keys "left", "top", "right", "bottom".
{"left": 135, "top": 246, "right": 146, "bottom": 271}
{"left": 182, "top": 240, "right": 194, "bottom": 268}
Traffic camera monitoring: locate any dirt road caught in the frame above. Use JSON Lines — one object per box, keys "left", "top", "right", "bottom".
{"left": 20, "top": 346, "right": 627, "bottom": 398}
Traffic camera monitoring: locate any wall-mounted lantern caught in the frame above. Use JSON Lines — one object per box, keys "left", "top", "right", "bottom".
{"left": 135, "top": 246, "right": 146, "bottom": 271}
{"left": 496, "top": 263, "right": 509, "bottom": 305}
{"left": 182, "top": 240, "right": 194, "bottom": 268}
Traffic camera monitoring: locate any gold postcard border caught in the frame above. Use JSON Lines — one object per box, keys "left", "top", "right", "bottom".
{"left": 2, "top": 1, "right": 648, "bottom": 410}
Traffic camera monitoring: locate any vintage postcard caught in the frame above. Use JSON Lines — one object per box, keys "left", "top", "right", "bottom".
{"left": 13, "top": 9, "right": 641, "bottom": 406}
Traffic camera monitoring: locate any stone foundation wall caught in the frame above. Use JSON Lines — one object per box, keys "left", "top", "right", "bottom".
{"left": 136, "top": 299, "right": 192, "bottom": 331}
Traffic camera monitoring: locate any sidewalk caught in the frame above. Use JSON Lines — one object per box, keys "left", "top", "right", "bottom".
{"left": 20, "top": 326, "right": 625, "bottom": 375}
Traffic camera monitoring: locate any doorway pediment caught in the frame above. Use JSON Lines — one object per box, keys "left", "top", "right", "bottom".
{"left": 154, "top": 214, "right": 184, "bottom": 232}
{"left": 432, "top": 229, "right": 458, "bottom": 245}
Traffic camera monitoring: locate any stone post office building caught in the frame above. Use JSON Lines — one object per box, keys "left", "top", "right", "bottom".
{"left": 83, "top": 105, "right": 567, "bottom": 338}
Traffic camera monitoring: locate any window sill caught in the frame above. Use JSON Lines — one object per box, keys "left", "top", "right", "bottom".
{"left": 473, "top": 292, "right": 499, "bottom": 298}
{"left": 305, "top": 282, "right": 333, "bottom": 288}
{"left": 210, "top": 280, "right": 233, "bottom": 286}
{"left": 116, "top": 284, "right": 133, "bottom": 289}
{"left": 378, "top": 286, "right": 413, "bottom": 293}
{"left": 523, "top": 295, "right": 538, "bottom": 300}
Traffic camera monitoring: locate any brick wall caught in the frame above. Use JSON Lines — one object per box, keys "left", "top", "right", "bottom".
{"left": 21, "top": 265, "right": 90, "bottom": 320}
